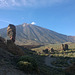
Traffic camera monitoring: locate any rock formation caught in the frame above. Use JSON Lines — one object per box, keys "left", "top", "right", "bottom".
{"left": 7, "top": 40, "right": 25, "bottom": 56}
{"left": 61, "top": 44, "right": 68, "bottom": 51}
{"left": 7, "top": 24, "right": 16, "bottom": 43}
{"left": 61, "top": 44, "right": 64, "bottom": 50}
{"left": 64, "top": 44, "right": 68, "bottom": 50}
{"left": 43, "top": 48, "right": 49, "bottom": 54}
{"left": 51, "top": 48, "right": 54, "bottom": 53}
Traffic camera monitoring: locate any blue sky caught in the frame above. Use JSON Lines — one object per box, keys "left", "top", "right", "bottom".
{"left": 0, "top": 0, "right": 75, "bottom": 36}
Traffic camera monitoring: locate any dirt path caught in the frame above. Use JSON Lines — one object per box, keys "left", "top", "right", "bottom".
{"left": 45, "top": 55, "right": 72, "bottom": 69}
{"left": 45, "top": 56, "right": 57, "bottom": 68}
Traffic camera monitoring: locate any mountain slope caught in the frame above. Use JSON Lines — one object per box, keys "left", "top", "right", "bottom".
{"left": 0, "top": 23, "right": 75, "bottom": 45}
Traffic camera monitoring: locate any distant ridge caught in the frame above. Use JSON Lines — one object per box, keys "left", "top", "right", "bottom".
{"left": 0, "top": 23, "right": 75, "bottom": 45}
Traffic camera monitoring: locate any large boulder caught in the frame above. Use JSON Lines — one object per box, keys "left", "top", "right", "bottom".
{"left": 7, "top": 24, "right": 16, "bottom": 43}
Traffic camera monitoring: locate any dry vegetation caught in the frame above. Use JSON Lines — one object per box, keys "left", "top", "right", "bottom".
{"left": 0, "top": 36, "right": 75, "bottom": 75}
{"left": 31, "top": 42, "right": 75, "bottom": 75}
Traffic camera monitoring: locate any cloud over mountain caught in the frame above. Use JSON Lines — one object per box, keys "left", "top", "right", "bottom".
{"left": 31, "top": 22, "right": 36, "bottom": 25}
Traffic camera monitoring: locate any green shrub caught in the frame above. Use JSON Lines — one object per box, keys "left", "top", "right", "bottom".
{"left": 51, "top": 58, "right": 69, "bottom": 67}
{"left": 17, "top": 61, "right": 33, "bottom": 72}
{"left": 17, "top": 55, "right": 39, "bottom": 73}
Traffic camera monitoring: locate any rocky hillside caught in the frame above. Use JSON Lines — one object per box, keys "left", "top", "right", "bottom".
{"left": 0, "top": 23, "right": 75, "bottom": 45}
{"left": 0, "top": 37, "right": 27, "bottom": 75}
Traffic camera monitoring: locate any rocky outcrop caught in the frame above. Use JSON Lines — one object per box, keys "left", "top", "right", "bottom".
{"left": 0, "top": 37, "right": 26, "bottom": 75}
{"left": 50, "top": 48, "right": 54, "bottom": 53}
{"left": 0, "top": 36, "right": 25, "bottom": 56}
{"left": 64, "top": 44, "right": 68, "bottom": 50}
{"left": 0, "top": 48, "right": 26, "bottom": 75}
{"left": 61, "top": 44, "right": 68, "bottom": 50}
{"left": 0, "top": 37, "right": 5, "bottom": 43}
{"left": 7, "top": 24, "right": 16, "bottom": 43}
{"left": 0, "top": 37, "right": 7, "bottom": 49}
{"left": 7, "top": 40, "right": 25, "bottom": 56}
{"left": 43, "top": 48, "right": 49, "bottom": 54}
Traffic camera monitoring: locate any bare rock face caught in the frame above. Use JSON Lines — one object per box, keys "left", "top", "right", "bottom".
{"left": 7, "top": 24, "right": 16, "bottom": 43}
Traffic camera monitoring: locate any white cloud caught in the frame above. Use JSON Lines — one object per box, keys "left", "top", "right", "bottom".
{"left": 0, "top": 0, "right": 8, "bottom": 7}
{"left": 31, "top": 22, "right": 36, "bottom": 25}
{"left": 11, "top": 0, "right": 20, "bottom": 6}
{"left": 0, "top": 0, "right": 20, "bottom": 8}
{"left": 0, "top": 20, "right": 12, "bottom": 24}
{"left": 0, "top": 0, "right": 70, "bottom": 8}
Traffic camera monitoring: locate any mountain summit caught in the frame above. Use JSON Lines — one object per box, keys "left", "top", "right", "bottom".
{"left": 0, "top": 23, "right": 75, "bottom": 45}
